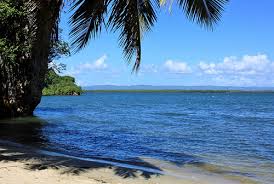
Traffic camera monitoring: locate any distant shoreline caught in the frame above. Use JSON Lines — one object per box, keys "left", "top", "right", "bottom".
{"left": 84, "top": 89, "right": 274, "bottom": 93}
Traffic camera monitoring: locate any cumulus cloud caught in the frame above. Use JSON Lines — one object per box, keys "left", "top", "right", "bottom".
{"left": 199, "top": 54, "right": 274, "bottom": 76}
{"left": 68, "top": 55, "right": 108, "bottom": 75}
{"left": 65, "top": 54, "right": 274, "bottom": 87}
{"left": 198, "top": 54, "right": 274, "bottom": 86}
{"left": 164, "top": 60, "right": 192, "bottom": 74}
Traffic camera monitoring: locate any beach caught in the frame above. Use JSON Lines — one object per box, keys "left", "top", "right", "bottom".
{"left": 1, "top": 0, "right": 273, "bottom": 183}
{"left": 0, "top": 92, "right": 273, "bottom": 184}
{"left": 0, "top": 141, "right": 259, "bottom": 184}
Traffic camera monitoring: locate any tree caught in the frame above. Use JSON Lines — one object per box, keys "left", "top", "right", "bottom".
{"left": 0, "top": 0, "right": 228, "bottom": 118}
{"left": 43, "top": 70, "right": 82, "bottom": 96}
{"left": 0, "top": 0, "right": 62, "bottom": 117}
{"left": 44, "top": 33, "right": 82, "bottom": 96}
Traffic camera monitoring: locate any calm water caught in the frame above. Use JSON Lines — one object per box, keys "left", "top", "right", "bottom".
{"left": 0, "top": 92, "right": 274, "bottom": 183}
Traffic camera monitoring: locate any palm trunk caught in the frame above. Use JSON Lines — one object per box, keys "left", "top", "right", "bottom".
{"left": 0, "top": 0, "right": 61, "bottom": 118}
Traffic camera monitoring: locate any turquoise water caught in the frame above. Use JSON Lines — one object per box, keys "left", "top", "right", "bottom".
{"left": 0, "top": 92, "right": 273, "bottom": 183}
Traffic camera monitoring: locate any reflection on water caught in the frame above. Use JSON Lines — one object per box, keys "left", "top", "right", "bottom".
{"left": 0, "top": 117, "right": 48, "bottom": 145}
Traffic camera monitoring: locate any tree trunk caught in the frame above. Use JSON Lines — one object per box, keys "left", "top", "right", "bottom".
{"left": 0, "top": 0, "right": 61, "bottom": 118}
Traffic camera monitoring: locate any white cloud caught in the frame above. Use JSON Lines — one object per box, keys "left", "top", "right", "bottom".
{"left": 79, "top": 55, "right": 108, "bottom": 71}
{"left": 199, "top": 54, "right": 273, "bottom": 76}
{"left": 164, "top": 60, "right": 192, "bottom": 74}
{"left": 64, "top": 54, "right": 274, "bottom": 87}
{"left": 198, "top": 54, "right": 274, "bottom": 86}
{"left": 68, "top": 55, "right": 108, "bottom": 75}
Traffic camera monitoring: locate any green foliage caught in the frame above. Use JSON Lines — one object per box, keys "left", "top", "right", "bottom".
{"left": 49, "top": 31, "right": 71, "bottom": 63}
{"left": 0, "top": 0, "right": 77, "bottom": 96}
{"left": 48, "top": 40, "right": 70, "bottom": 73}
{"left": 0, "top": 0, "right": 30, "bottom": 64}
{"left": 44, "top": 30, "right": 79, "bottom": 96}
{"left": 43, "top": 70, "right": 82, "bottom": 96}
{"left": 0, "top": 1, "right": 69, "bottom": 65}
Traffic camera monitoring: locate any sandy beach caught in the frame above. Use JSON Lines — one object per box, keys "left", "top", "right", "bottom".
{"left": 0, "top": 141, "right": 258, "bottom": 184}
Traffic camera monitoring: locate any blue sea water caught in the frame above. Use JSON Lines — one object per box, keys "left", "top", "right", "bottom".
{"left": 0, "top": 92, "right": 273, "bottom": 183}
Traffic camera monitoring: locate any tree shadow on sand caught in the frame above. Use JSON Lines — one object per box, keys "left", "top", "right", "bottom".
{"left": 0, "top": 143, "right": 162, "bottom": 179}
{"left": 0, "top": 117, "right": 163, "bottom": 180}
{"left": 0, "top": 117, "right": 228, "bottom": 181}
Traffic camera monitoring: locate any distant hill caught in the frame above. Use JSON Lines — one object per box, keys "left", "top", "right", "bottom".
{"left": 83, "top": 85, "right": 274, "bottom": 91}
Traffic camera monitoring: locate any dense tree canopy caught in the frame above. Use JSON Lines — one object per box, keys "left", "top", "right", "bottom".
{"left": 43, "top": 70, "right": 82, "bottom": 96}
{"left": 0, "top": 0, "right": 31, "bottom": 64}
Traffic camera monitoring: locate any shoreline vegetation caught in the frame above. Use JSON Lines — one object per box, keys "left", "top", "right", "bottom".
{"left": 42, "top": 88, "right": 274, "bottom": 96}
{"left": 42, "top": 70, "right": 83, "bottom": 96}
{"left": 84, "top": 89, "right": 274, "bottom": 93}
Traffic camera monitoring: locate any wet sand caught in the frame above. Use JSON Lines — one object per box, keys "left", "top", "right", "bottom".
{"left": 0, "top": 142, "right": 257, "bottom": 184}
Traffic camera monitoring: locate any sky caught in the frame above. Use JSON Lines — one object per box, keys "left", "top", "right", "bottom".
{"left": 58, "top": 0, "right": 274, "bottom": 87}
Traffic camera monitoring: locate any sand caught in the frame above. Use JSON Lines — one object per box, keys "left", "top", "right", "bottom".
{"left": 0, "top": 142, "right": 257, "bottom": 184}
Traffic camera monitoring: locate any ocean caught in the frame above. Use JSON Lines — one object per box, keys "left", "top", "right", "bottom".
{"left": 0, "top": 92, "right": 273, "bottom": 183}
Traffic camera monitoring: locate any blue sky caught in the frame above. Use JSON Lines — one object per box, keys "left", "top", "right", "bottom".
{"left": 58, "top": 0, "right": 274, "bottom": 87}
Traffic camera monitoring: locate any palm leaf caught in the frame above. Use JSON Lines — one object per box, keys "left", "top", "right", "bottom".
{"left": 69, "top": 0, "right": 228, "bottom": 72}
{"left": 69, "top": 0, "right": 109, "bottom": 52}
{"left": 108, "top": 0, "right": 158, "bottom": 71}
{"left": 178, "top": 0, "right": 229, "bottom": 28}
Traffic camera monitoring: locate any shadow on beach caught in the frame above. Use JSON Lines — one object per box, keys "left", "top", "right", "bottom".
{"left": 0, "top": 117, "right": 163, "bottom": 180}
{"left": 0, "top": 117, "right": 259, "bottom": 184}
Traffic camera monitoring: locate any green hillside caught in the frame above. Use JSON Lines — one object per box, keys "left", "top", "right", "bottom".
{"left": 43, "top": 70, "right": 82, "bottom": 96}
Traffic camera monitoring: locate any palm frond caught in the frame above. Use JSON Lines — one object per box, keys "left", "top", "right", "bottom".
{"left": 108, "top": 0, "right": 158, "bottom": 71}
{"left": 178, "top": 0, "right": 229, "bottom": 28}
{"left": 69, "top": 0, "right": 109, "bottom": 52}
{"left": 69, "top": 0, "right": 228, "bottom": 72}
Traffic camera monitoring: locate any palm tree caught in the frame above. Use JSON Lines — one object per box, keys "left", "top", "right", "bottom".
{"left": 70, "top": 0, "right": 229, "bottom": 71}
{"left": 0, "top": 0, "right": 228, "bottom": 118}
